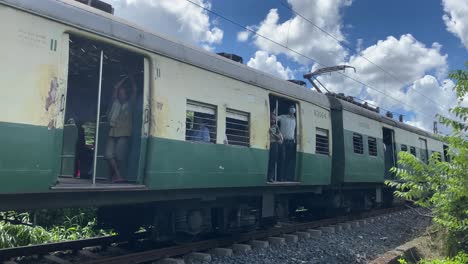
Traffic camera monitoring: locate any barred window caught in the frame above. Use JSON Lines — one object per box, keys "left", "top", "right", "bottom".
{"left": 315, "top": 128, "right": 329, "bottom": 155}
{"left": 401, "top": 144, "right": 408, "bottom": 152}
{"left": 185, "top": 100, "right": 217, "bottom": 143}
{"left": 353, "top": 133, "right": 363, "bottom": 154}
{"left": 410, "top": 146, "right": 416, "bottom": 156}
{"left": 368, "top": 137, "right": 377, "bottom": 156}
{"left": 225, "top": 109, "right": 250, "bottom": 147}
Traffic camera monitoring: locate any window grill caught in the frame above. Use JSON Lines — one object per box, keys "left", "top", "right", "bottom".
{"left": 225, "top": 109, "right": 250, "bottom": 147}
{"left": 368, "top": 137, "right": 377, "bottom": 156}
{"left": 353, "top": 133, "right": 363, "bottom": 154}
{"left": 185, "top": 100, "right": 217, "bottom": 143}
{"left": 401, "top": 144, "right": 408, "bottom": 152}
{"left": 410, "top": 146, "right": 416, "bottom": 156}
{"left": 315, "top": 128, "right": 329, "bottom": 155}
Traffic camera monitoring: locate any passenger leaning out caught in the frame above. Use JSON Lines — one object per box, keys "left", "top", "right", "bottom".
{"left": 277, "top": 105, "right": 297, "bottom": 182}
{"left": 267, "top": 112, "right": 283, "bottom": 183}
{"left": 105, "top": 74, "right": 137, "bottom": 183}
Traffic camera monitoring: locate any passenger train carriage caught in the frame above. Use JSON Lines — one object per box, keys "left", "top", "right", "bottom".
{"left": 0, "top": 0, "right": 448, "bottom": 237}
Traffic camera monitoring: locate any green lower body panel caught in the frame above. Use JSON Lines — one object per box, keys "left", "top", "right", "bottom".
{"left": 0, "top": 122, "right": 59, "bottom": 193}
{"left": 144, "top": 137, "right": 332, "bottom": 189}
{"left": 144, "top": 137, "right": 267, "bottom": 189}
{"left": 343, "top": 130, "right": 385, "bottom": 183}
{"left": 297, "top": 152, "right": 331, "bottom": 185}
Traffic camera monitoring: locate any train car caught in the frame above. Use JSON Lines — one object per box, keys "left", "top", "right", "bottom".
{"left": 0, "top": 0, "right": 446, "bottom": 238}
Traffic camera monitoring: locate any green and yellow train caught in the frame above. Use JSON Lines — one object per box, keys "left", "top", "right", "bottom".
{"left": 0, "top": 0, "right": 448, "bottom": 237}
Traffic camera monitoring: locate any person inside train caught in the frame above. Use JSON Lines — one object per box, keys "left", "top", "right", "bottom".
{"left": 105, "top": 74, "right": 137, "bottom": 183}
{"left": 277, "top": 105, "right": 297, "bottom": 181}
{"left": 192, "top": 116, "right": 211, "bottom": 143}
{"left": 267, "top": 112, "right": 283, "bottom": 183}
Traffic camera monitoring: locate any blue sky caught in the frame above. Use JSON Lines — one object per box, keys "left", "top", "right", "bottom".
{"left": 108, "top": 0, "right": 468, "bottom": 132}
{"left": 212, "top": 0, "right": 466, "bottom": 75}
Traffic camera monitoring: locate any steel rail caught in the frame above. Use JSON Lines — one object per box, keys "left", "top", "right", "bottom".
{"left": 0, "top": 207, "right": 403, "bottom": 263}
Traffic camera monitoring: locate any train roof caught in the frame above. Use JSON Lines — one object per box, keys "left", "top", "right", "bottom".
{"left": 2, "top": 0, "right": 440, "bottom": 140}
{"left": 1, "top": 0, "right": 330, "bottom": 109}
{"left": 335, "top": 97, "right": 440, "bottom": 140}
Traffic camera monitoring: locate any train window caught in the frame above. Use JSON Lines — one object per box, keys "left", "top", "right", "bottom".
{"left": 225, "top": 109, "right": 250, "bottom": 147}
{"left": 185, "top": 100, "right": 217, "bottom": 143}
{"left": 443, "top": 145, "right": 450, "bottom": 162}
{"left": 368, "top": 137, "right": 377, "bottom": 156}
{"left": 401, "top": 144, "right": 408, "bottom": 152}
{"left": 410, "top": 146, "right": 416, "bottom": 156}
{"left": 353, "top": 133, "right": 364, "bottom": 154}
{"left": 315, "top": 128, "right": 329, "bottom": 155}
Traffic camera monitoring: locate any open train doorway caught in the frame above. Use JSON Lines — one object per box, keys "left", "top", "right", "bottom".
{"left": 419, "top": 138, "right": 428, "bottom": 164}
{"left": 58, "top": 34, "right": 148, "bottom": 186}
{"left": 268, "top": 95, "right": 299, "bottom": 183}
{"left": 382, "top": 127, "right": 396, "bottom": 179}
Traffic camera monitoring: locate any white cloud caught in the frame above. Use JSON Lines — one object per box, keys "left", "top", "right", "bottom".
{"left": 247, "top": 51, "right": 294, "bottom": 80}
{"left": 107, "top": 0, "right": 223, "bottom": 48}
{"left": 237, "top": 30, "right": 250, "bottom": 42}
{"left": 404, "top": 76, "right": 456, "bottom": 132}
{"left": 320, "top": 34, "right": 448, "bottom": 111}
{"left": 248, "top": 0, "right": 351, "bottom": 66}
{"left": 442, "top": 0, "right": 468, "bottom": 49}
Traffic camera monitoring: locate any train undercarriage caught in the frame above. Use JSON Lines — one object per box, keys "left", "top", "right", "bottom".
{"left": 95, "top": 185, "right": 393, "bottom": 241}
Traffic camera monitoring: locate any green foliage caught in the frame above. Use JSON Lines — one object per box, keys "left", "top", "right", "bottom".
{"left": 418, "top": 252, "right": 468, "bottom": 264}
{"left": 399, "top": 252, "right": 468, "bottom": 264}
{"left": 386, "top": 63, "right": 468, "bottom": 255}
{"left": 0, "top": 209, "right": 115, "bottom": 249}
{"left": 48, "top": 217, "right": 114, "bottom": 242}
{"left": 1, "top": 211, "right": 50, "bottom": 248}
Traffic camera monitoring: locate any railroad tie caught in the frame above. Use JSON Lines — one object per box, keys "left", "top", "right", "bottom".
{"left": 43, "top": 254, "right": 72, "bottom": 264}
{"left": 295, "top": 231, "right": 311, "bottom": 239}
{"left": 185, "top": 252, "right": 211, "bottom": 263}
{"left": 319, "top": 226, "right": 335, "bottom": 233}
{"left": 231, "top": 244, "right": 252, "bottom": 254}
{"left": 339, "top": 223, "right": 351, "bottom": 230}
{"left": 78, "top": 249, "right": 100, "bottom": 259}
{"left": 250, "top": 240, "right": 269, "bottom": 249}
{"left": 282, "top": 234, "right": 298, "bottom": 243}
{"left": 331, "top": 225, "right": 343, "bottom": 232}
{"left": 210, "top": 248, "right": 233, "bottom": 257}
{"left": 268, "top": 237, "right": 286, "bottom": 246}
{"left": 307, "top": 229, "right": 322, "bottom": 237}
{"left": 157, "top": 258, "right": 185, "bottom": 264}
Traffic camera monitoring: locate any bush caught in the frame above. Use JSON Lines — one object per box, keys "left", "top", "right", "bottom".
{"left": 386, "top": 63, "right": 468, "bottom": 256}
{"left": 0, "top": 209, "right": 115, "bottom": 249}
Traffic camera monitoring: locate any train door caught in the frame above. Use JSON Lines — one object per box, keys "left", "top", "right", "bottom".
{"left": 268, "top": 95, "right": 299, "bottom": 183}
{"left": 419, "top": 138, "right": 428, "bottom": 163}
{"left": 57, "top": 33, "right": 148, "bottom": 186}
{"left": 383, "top": 127, "right": 396, "bottom": 179}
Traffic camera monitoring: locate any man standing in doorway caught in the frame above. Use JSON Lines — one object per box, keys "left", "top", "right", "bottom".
{"left": 277, "top": 105, "right": 297, "bottom": 182}
{"left": 267, "top": 112, "right": 283, "bottom": 182}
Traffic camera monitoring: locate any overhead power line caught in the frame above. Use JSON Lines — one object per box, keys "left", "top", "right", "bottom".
{"left": 277, "top": 0, "right": 449, "bottom": 112}
{"left": 183, "top": 0, "right": 441, "bottom": 121}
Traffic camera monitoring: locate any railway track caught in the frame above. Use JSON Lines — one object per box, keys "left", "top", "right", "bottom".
{"left": 0, "top": 206, "right": 405, "bottom": 264}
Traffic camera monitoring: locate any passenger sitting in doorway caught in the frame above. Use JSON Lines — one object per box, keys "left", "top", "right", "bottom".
{"left": 105, "top": 74, "right": 137, "bottom": 183}
{"left": 267, "top": 112, "right": 283, "bottom": 183}
{"left": 277, "top": 105, "right": 297, "bottom": 182}
{"left": 192, "top": 117, "right": 211, "bottom": 142}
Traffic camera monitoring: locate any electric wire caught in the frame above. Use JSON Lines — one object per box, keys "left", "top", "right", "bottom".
{"left": 277, "top": 0, "right": 449, "bottom": 112}
{"left": 184, "top": 0, "right": 440, "bottom": 121}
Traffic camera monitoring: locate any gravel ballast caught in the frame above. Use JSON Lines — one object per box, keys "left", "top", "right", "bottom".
{"left": 207, "top": 209, "right": 431, "bottom": 264}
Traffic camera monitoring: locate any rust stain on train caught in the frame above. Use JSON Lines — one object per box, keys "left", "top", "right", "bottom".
{"left": 37, "top": 65, "right": 59, "bottom": 128}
